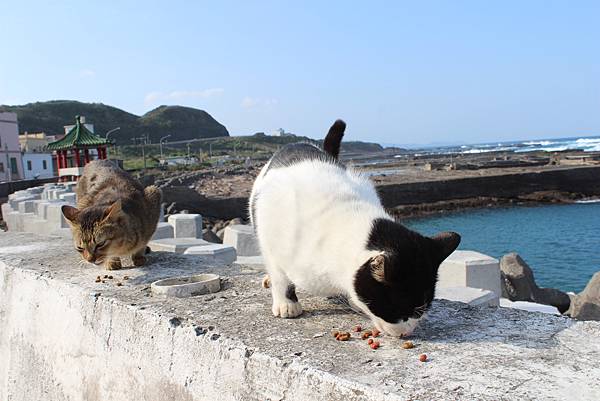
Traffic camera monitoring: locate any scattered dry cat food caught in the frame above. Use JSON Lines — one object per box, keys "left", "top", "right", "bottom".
{"left": 353, "top": 325, "right": 362, "bottom": 332}
{"left": 369, "top": 340, "right": 380, "bottom": 350}
{"left": 367, "top": 338, "right": 374, "bottom": 345}
{"left": 116, "top": 282, "right": 122, "bottom": 287}
{"left": 95, "top": 277, "right": 101, "bottom": 283}
{"left": 402, "top": 340, "right": 415, "bottom": 349}
{"left": 372, "top": 329, "right": 380, "bottom": 337}
{"left": 108, "top": 275, "right": 113, "bottom": 280}
{"left": 419, "top": 353, "right": 428, "bottom": 362}
{"left": 361, "top": 331, "right": 372, "bottom": 340}
{"left": 332, "top": 330, "right": 340, "bottom": 338}
{"left": 123, "top": 276, "right": 129, "bottom": 280}
{"left": 103, "top": 275, "right": 108, "bottom": 279}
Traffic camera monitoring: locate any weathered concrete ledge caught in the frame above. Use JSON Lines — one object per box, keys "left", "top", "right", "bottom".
{"left": 1, "top": 232, "right": 599, "bottom": 401}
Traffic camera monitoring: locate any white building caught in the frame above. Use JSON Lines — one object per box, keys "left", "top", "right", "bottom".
{"left": 0, "top": 112, "right": 24, "bottom": 182}
{"left": 21, "top": 153, "right": 55, "bottom": 180}
{"left": 63, "top": 115, "right": 94, "bottom": 135}
{"left": 271, "top": 128, "right": 293, "bottom": 137}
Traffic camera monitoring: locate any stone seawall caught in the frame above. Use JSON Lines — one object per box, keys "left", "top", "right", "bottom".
{"left": 377, "top": 165, "right": 600, "bottom": 214}
{"left": 1, "top": 232, "right": 600, "bottom": 401}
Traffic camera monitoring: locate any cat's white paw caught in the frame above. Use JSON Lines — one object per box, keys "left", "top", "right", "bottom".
{"left": 272, "top": 299, "right": 303, "bottom": 318}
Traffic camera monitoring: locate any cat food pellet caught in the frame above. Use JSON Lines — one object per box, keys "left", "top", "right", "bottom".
{"left": 108, "top": 275, "right": 113, "bottom": 279}
{"left": 402, "top": 341, "right": 415, "bottom": 349}
{"left": 361, "top": 332, "right": 372, "bottom": 340}
{"left": 103, "top": 275, "right": 108, "bottom": 279}
{"left": 123, "top": 276, "right": 129, "bottom": 280}
{"left": 101, "top": 280, "right": 106, "bottom": 283}
{"left": 372, "top": 329, "right": 380, "bottom": 337}
{"left": 95, "top": 278, "right": 101, "bottom": 283}
{"left": 332, "top": 331, "right": 340, "bottom": 338}
{"left": 370, "top": 341, "right": 380, "bottom": 350}
{"left": 336, "top": 332, "right": 351, "bottom": 341}
{"left": 419, "top": 354, "right": 428, "bottom": 362}
{"left": 353, "top": 325, "right": 362, "bottom": 332}
{"left": 367, "top": 338, "right": 374, "bottom": 345}
{"left": 116, "top": 282, "right": 122, "bottom": 286}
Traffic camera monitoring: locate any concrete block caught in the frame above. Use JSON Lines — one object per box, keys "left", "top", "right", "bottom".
{"left": 233, "top": 255, "right": 265, "bottom": 272}
{"left": 22, "top": 215, "right": 46, "bottom": 234}
{"left": 59, "top": 193, "right": 77, "bottom": 204}
{"left": 46, "top": 203, "right": 70, "bottom": 229}
{"left": 51, "top": 189, "right": 69, "bottom": 200}
{"left": 184, "top": 244, "right": 237, "bottom": 265}
{"left": 15, "top": 212, "right": 34, "bottom": 232}
{"left": 9, "top": 196, "right": 35, "bottom": 209}
{"left": 168, "top": 214, "right": 202, "bottom": 238}
{"left": 152, "top": 222, "right": 174, "bottom": 240}
{"left": 223, "top": 225, "right": 261, "bottom": 256}
{"left": 28, "top": 187, "right": 44, "bottom": 194}
{"left": 148, "top": 238, "right": 211, "bottom": 253}
{"left": 438, "top": 250, "right": 502, "bottom": 297}
{"left": 18, "top": 200, "right": 36, "bottom": 214}
{"left": 436, "top": 286, "right": 499, "bottom": 307}
{"left": 500, "top": 298, "right": 560, "bottom": 315}
{"left": 5, "top": 212, "right": 20, "bottom": 231}
{"left": 1, "top": 203, "right": 13, "bottom": 218}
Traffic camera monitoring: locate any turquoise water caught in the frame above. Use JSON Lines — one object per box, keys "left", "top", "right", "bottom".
{"left": 404, "top": 203, "right": 600, "bottom": 293}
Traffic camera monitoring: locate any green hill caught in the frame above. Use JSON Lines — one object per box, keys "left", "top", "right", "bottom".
{"left": 0, "top": 100, "right": 229, "bottom": 145}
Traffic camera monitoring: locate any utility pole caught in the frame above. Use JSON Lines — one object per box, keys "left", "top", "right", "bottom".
{"left": 187, "top": 143, "right": 191, "bottom": 165}
{"left": 209, "top": 143, "right": 212, "bottom": 158}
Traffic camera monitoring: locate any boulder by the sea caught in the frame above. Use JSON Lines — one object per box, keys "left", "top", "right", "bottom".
{"left": 500, "top": 253, "right": 571, "bottom": 314}
{"left": 568, "top": 272, "right": 600, "bottom": 321}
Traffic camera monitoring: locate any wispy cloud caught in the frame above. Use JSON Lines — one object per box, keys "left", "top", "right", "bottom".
{"left": 241, "top": 96, "right": 279, "bottom": 109}
{"left": 79, "top": 69, "right": 96, "bottom": 78}
{"left": 144, "top": 88, "right": 224, "bottom": 105}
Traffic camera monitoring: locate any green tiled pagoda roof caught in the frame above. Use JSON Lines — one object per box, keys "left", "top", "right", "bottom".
{"left": 46, "top": 116, "right": 110, "bottom": 150}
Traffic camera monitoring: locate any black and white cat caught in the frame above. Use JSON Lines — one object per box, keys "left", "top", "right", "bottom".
{"left": 249, "top": 120, "right": 460, "bottom": 336}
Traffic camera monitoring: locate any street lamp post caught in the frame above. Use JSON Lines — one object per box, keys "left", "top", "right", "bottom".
{"left": 159, "top": 135, "right": 171, "bottom": 160}
{"left": 104, "top": 127, "right": 120, "bottom": 158}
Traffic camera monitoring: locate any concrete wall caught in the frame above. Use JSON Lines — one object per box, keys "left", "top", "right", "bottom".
{"left": 1, "top": 232, "right": 599, "bottom": 401}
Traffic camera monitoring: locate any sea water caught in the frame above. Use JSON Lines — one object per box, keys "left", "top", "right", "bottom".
{"left": 404, "top": 202, "right": 600, "bottom": 293}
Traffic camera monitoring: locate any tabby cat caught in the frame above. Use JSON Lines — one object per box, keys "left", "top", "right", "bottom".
{"left": 61, "top": 160, "right": 162, "bottom": 270}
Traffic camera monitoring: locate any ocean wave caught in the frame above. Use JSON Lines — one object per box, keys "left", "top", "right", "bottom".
{"left": 523, "top": 140, "right": 556, "bottom": 146}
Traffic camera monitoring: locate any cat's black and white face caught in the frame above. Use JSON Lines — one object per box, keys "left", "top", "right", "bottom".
{"left": 352, "top": 219, "right": 460, "bottom": 336}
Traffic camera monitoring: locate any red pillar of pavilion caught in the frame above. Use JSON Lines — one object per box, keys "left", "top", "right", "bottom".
{"left": 74, "top": 149, "right": 81, "bottom": 167}
{"left": 84, "top": 148, "right": 90, "bottom": 164}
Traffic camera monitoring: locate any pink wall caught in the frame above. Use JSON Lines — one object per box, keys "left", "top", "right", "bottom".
{"left": 0, "top": 112, "right": 24, "bottom": 181}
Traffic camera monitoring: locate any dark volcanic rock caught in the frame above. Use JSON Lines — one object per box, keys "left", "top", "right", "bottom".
{"left": 500, "top": 253, "right": 571, "bottom": 314}
{"left": 202, "top": 229, "right": 222, "bottom": 244}
{"left": 568, "top": 272, "right": 600, "bottom": 321}
{"left": 161, "top": 186, "right": 248, "bottom": 220}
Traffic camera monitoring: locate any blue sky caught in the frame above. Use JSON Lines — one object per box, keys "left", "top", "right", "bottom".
{"left": 1, "top": 1, "right": 599, "bottom": 144}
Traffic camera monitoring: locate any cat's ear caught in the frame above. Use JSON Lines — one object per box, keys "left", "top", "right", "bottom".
{"left": 431, "top": 232, "right": 461, "bottom": 263}
{"left": 61, "top": 205, "right": 80, "bottom": 223}
{"left": 101, "top": 200, "right": 122, "bottom": 223}
{"left": 369, "top": 254, "right": 387, "bottom": 283}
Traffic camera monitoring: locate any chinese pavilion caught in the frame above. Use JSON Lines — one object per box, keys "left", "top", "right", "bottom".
{"left": 46, "top": 116, "right": 111, "bottom": 181}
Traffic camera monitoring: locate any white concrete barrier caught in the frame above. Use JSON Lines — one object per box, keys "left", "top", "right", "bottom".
{"left": 438, "top": 250, "right": 502, "bottom": 297}
{"left": 168, "top": 214, "right": 203, "bottom": 238}
{"left": 436, "top": 286, "right": 499, "bottom": 307}
{"left": 152, "top": 222, "right": 175, "bottom": 240}
{"left": 184, "top": 244, "right": 237, "bottom": 265}
{"left": 149, "top": 238, "right": 211, "bottom": 253}
{"left": 223, "top": 225, "right": 261, "bottom": 257}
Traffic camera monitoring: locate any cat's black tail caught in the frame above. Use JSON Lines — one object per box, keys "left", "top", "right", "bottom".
{"left": 323, "top": 119, "right": 346, "bottom": 160}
